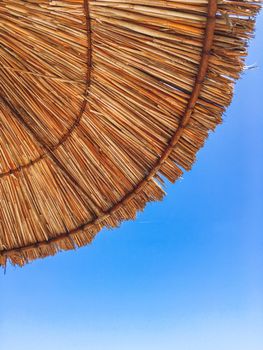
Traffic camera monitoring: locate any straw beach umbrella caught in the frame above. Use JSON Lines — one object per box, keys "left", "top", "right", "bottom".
{"left": 0, "top": 0, "right": 261, "bottom": 267}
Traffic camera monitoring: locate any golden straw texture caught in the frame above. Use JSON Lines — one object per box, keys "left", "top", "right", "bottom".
{"left": 0, "top": 0, "right": 261, "bottom": 267}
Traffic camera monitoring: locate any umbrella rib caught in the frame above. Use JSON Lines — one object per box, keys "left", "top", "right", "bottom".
{"left": 0, "top": 0, "right": 217, "bottom": 257}
{"left": 0, "top": 0, "right": 92, "bottom": 179}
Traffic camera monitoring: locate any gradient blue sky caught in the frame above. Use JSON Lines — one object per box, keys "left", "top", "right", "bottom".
{"left": 1, "top": 13, "right": 263, "bottom": 350}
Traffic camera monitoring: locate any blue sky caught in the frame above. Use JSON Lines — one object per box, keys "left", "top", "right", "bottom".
{"left": 1, "top": 13, "right": 263, "bottom": 350}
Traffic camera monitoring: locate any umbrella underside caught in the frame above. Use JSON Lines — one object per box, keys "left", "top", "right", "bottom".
{"left": 0, "top": 0, "right": 261, "bottom": 266}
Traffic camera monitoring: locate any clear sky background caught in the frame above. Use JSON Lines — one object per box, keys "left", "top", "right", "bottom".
{"left": 1, "top": 13, "right": 263, "bottom": 350}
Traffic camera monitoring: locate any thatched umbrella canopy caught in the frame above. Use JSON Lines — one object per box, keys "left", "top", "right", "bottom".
{"left": 0, "top": 0, "right": 261, "bottom": 267}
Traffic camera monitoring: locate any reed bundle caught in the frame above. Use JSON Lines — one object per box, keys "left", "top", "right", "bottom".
{"left": 0, "top": 0, "right": 261, "bottom": 267}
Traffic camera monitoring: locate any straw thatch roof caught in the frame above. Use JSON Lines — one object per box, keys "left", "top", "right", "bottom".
{"left": 0, "top": 0, "right": 261, "bottom": 267}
